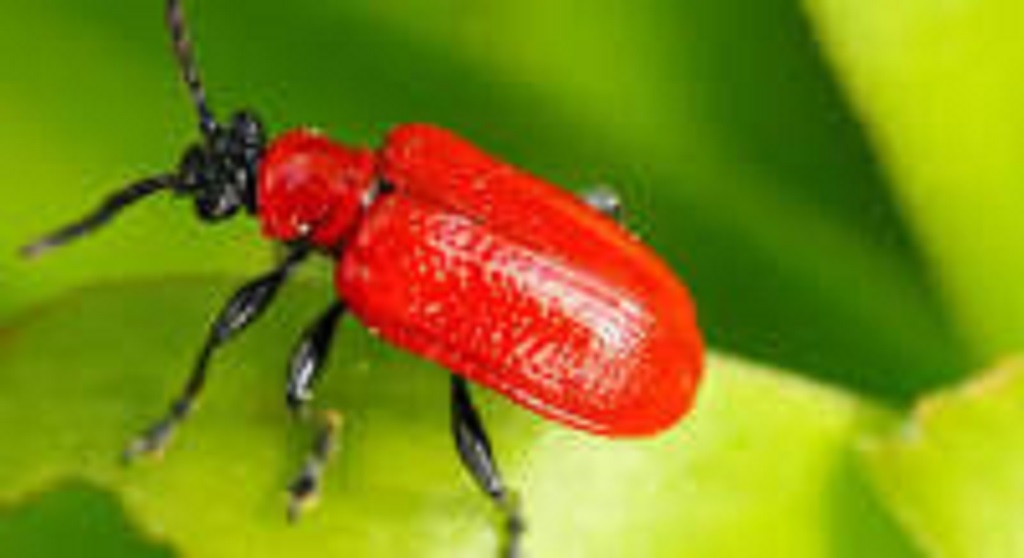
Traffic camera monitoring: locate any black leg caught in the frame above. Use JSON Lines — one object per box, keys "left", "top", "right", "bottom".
{"left": 283, "top": 301, "right": 346, "bottom": 520}
{"left": 124, "top": 245, "right": 309, "bottom": 463}
{"left": 285, "top": 302, "right": 347, "bottom": 415}
{"left": 287, "top": 409, "right": 343, "bottom": 522}
{"left": 451, "top": 375, "right": 525, "bottom": 558}
{"left": 579, "top": 185, "right": 622, "bottom": 222}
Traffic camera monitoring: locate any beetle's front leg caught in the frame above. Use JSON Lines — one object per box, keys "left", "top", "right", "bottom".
{"left": 123, "top": 245, "right": 309, "bottom": 463}
{"left": 284, "top": 301, "right": 346, "bottom": 520}
{"left": 451, "top": 375, "right": 525, "bottom": 558}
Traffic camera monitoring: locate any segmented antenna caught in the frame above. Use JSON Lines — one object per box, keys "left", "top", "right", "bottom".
{"left": 167, "top": 0, "right": 217, "bottom": 137}
{"left": 19, "top": 175, "right": 176, "bottom": 259}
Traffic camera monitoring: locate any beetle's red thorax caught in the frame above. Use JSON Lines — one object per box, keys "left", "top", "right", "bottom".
{"left": 257, "top": 129, "right": 376, "bottom": 250}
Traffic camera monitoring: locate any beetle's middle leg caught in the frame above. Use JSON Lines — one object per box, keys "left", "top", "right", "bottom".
{"left": 284, "top": 301, "right": 347, "bottom": 520}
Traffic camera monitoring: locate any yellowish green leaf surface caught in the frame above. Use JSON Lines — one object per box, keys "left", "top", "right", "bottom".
{"left": 803, "top": 0, "right": 1024, "bottom": 362}
{"left": 862, "top": 358, "right": 1024, "bottom": 558}
{"left": 0, "top": 280, "right": 915, "bottom": 557}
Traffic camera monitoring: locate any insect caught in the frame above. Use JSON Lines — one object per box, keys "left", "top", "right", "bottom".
{"left": 21, "top": 1, "right": 704, "bottom": 556}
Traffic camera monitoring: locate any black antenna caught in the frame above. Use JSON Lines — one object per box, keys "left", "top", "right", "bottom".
{"left": 167, "top": 0, "right": 217, "bottom": 137}
{"left": 20, "top": 3, "right": 252, "bottom": 259}
{"left": 19, "top": 175, "right": 176, "bottom": 259}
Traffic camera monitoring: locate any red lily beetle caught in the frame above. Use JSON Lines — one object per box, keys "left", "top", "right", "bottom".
{"left": 21, "top": 1, "right": 704, "bottom": 555}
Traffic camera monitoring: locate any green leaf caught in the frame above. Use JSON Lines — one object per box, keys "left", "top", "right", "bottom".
{"left": 0, "top": 280, "right": 915, "bottom": 557}
{"left": 862, "top": 358, "right": 1024, "bottom": 557}
{"left": 0, "top": 482, "right": 174, "bottom": 558}
{"left": 803, "top": 0, "right": 1024, "bottom": 363}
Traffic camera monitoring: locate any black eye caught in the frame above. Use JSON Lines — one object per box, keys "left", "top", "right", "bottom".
{"left": 230, "top": 111, "right": 265, "bottom": 149}
{"left": 194, "top": 186, "right": 242, "bottom": 221}
{"left": 177, "top": 145, "right": 209, "bottom": 194}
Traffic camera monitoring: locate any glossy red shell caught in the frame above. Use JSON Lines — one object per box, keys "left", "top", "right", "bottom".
{"left": 259, "top": 124, "right": 704, "bottom": 437}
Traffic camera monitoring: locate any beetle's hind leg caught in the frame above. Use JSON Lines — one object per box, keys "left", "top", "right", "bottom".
{"left": 284, "top": 301, "right": 347, "bottom": 520}
{"left": 579, "top": 185, "right": 623, "bottom": 222}
{"left": 451, "top": 375, "right": 525, "bottom": 558}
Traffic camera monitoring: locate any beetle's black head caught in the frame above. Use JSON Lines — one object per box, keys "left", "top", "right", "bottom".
{"left": 19, "top": 0, "right": 271, "bottom": 259}
{"left": 174, "top": 110, "right": 266, "bottom": 221}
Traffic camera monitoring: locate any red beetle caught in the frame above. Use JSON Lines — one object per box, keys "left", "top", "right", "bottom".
{"left": 22, "top": 1, "right": 703, "bottom": 555}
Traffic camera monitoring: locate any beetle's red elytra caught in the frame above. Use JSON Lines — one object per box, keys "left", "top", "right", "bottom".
{"left": 261, "top": 124, "right": 704, "bottom": 437}
{"left": 21, "top": 1, "right": 704, "bottom": 554}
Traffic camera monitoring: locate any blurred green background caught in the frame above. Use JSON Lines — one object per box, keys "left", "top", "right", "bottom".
{"left": 2, "top": 0, "right": 1022, "bottom": 557}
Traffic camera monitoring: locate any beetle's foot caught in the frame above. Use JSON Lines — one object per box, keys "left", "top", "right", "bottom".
{"left": 500, "top": 493, "right": 525, "bottom": 558}
{"left": 122, "top": 418, "right": 176, "bottom": 464}
{"left": 286, "top": 410, "right": 342, "bottom": 523}
{"left": 286, "top": 465, "right": 322, "bottom": 522}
